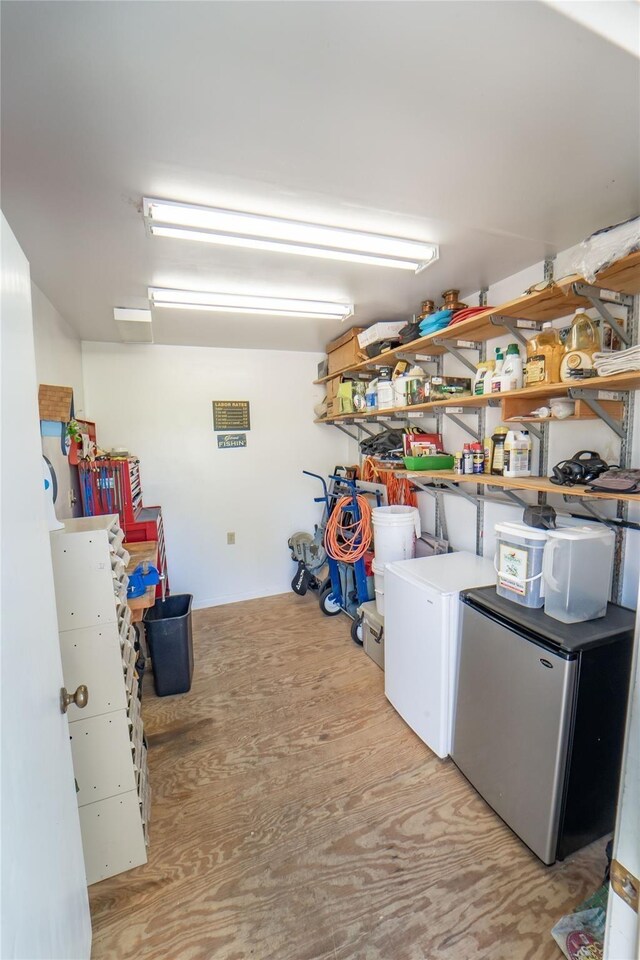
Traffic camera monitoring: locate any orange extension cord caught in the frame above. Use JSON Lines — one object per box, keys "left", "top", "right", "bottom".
{"left": 360, "top": 457, "right": 418, "bottom": 507}
{"left": 324, "top": 495, "right": 373, "bottom": 563}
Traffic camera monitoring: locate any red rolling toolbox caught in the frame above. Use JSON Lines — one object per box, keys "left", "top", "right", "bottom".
{"left": 78, "top": 458, "right": 169, "bottom": 599}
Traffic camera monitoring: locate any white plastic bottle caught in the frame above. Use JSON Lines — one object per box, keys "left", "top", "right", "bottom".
{"left": 503, "top": 429, "right": 532, "bottom": 477}
{"left": 377, "top": 375, "right": 394, "bottom": 410}
{"left": 500, "top": 343, "right": 523, "bottom": 391}
{"left": 365, "top": 379, "right": 378, "bottom": 411}
{"left": 490, "top": 349, "right": 504, "bottom": 393}
{"left": 392, "top": 373, "right": 410, "bottom": 407}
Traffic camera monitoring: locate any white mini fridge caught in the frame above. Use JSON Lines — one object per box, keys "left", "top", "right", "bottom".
{"left": 384, "top": 552, "right": 496, "bottom": 758}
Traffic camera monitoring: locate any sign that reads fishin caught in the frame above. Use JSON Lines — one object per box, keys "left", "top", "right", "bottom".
{"left": 217, "top": 433, "right": 247, "bottom": 450}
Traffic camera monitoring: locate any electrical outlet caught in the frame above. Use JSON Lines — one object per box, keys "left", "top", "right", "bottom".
{"left": 227, "top": 532, "right": 235, "bottom": 545}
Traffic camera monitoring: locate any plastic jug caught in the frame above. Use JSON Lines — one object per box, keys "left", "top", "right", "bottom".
{"left": 500, "top": 343, "right": 523, "bottom": 391}
{"left": 525, "top": 323, "right": 562, "bottom": 385}
{"left": 392, "top": 373, "right": 410, "bottom": 407}
{"left": 542, "top": 525, "right": 615, "bottom": 623}
{"left": 377, "top": 372, "right": 394, "bottom": 410}
{"left": 490, "top": 348, "right": 504, "bottom": 393}
{"left": 503, "top": 429, "right": 531, "bottom": 477}
{"left": 560, "top": 310, "right": 602, "bottom": 382}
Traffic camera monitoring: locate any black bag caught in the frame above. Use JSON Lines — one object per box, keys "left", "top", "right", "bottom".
{"left": 549, "top": 450, "right": 609, "bottom": 486}
{"left": 360, "top": 429, "right": 405, "bottom": 460}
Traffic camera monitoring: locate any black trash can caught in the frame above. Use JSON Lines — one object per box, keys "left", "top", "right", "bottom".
{"left": 145, "top": 594, "right": 194, "bottom": 696}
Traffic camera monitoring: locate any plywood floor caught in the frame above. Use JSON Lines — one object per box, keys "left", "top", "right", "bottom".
{"left": 90, "top": 593, "right": 606, "bottom": 960}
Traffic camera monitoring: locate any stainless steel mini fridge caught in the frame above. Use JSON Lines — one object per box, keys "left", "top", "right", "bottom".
{"left": 452, "top": 587, "right": 635, "bottom": 864}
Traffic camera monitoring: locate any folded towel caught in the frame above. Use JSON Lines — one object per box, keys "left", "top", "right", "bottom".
{"left": 418, "top": 309, "right": 454, "bottom": 337}
{"left": 593, "top": 345, "right": 640, "bottom": 377}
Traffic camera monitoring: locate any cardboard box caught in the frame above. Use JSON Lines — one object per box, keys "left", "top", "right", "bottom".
{"left": 325, "top": 376, "right": 342, "bottom": 401}
{"left": 326, "top": 327, "right": 366, "bottom": 375}
{"left": 427, "top": 376, "right": 472, "bottom": 401}
{"left": 357, "top": 321, "right": 405, "bottom": 348}
{"left": 328, "top": 398, "right": 343, "bottom": 418}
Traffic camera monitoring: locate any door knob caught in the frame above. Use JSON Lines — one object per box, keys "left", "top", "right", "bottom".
{"left": 60, "top": 685, "right": 89, "bottom": 714}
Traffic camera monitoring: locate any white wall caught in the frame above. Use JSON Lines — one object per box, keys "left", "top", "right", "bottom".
{"left": 32, "top": 282, "right": 85, "bottom": 412}
{"left": 82, "top": 342, "right": 349, "bottom": 608}
{"left": 31, "top": 282, "right": 85, "bottom": 519}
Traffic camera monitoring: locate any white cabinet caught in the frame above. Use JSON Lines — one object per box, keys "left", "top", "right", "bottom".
{"left": 50, "top": 514, "right": 149, "bottom": 885}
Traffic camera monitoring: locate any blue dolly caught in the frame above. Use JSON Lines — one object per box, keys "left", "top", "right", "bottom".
{"left": 303, "top": 471, "right": 380, "bottom": 642}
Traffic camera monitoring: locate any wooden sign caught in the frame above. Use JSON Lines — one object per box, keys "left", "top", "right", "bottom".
{"left": 217, "top": 433, "right": 247, "bottom": 449}
{"left": 213, "top": 400, "right": 251, "bottom": 431}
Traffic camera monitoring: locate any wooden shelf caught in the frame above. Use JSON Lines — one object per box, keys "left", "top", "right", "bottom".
{"left": 396, "top": 470, "right": 640, "bottom": 504}
{"left": 569, "top": 249, "right": 640, "bottom": 296}
{"left": 315, "top": 371, "right": 640, "bottom": 423}
{"left": 127, "top": 541, "right": 158, "bottom": 621}
{"left": 313, "top": 250, "right": 640, "bottom": 384}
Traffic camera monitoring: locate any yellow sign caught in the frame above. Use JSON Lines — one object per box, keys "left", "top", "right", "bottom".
{"left": 213, "top": 401, "right": 250, "bottom": 432}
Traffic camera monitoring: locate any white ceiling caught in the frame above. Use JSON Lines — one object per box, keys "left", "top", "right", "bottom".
{"left": 1, "top": 1, "right": 639, "bottom": 352}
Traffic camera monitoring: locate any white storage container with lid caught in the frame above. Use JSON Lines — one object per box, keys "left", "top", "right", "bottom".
{"left": 372, "top": 505, "right": 421, "bottom": 565}
{"left": 494, "top": 521, "right": 548, "bottom": 607}
{"left": 542, "top": 525, "right": 615, "bottom": 623}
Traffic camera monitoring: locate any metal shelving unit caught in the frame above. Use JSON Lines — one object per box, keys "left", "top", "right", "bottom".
{"left": 313, "top": 251, "right": 640, "bottom": 598}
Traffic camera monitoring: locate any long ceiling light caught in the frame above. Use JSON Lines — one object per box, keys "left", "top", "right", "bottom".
{"left": 143, "top": 198, "right": 439, "bottom": 273}
{"left": 148, "top": 287, "right": 354, "bottom": 321}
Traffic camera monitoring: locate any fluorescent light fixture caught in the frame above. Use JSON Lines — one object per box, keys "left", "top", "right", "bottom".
{"left": 148, "top": 287, "right": 354, "bottom": 321}
{"left": 113, "top": 307, "right": 153, "bottom": 343}
{"left": 143, "top": 198, "right": 439, "bottom": 273}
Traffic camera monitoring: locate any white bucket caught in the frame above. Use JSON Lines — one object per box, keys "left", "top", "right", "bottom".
{"left": 372, "top": 559, "right": 385, "bottom": 615}
{"left": 372, "top": 506, "right": 421, "bottom": 565}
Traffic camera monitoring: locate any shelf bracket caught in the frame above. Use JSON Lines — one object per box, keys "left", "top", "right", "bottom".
{"left": 486, "top": 484, "right": 529, "bottom": 508}
{"left": 511, "top": 420, "right": 544, "bottom": 441}
{"left": 431, "top": 339, "right": 480, "bottom": 374}
{"left": 442, "top": 412, "right": 481, "bottom": 441}
{"left": 406, "top": 476, "right": 479, "bottom": 508}
{"left": 490, "top": 315, "right": 542, "bottom": 347}
{"left": 407, "top": 476, "right": 535, "bottom": 511}
{"left": 562, "top": 495, "right": 618, "bottom": 531}
{"left": 405, "top": 484, "right": 450, "bottom": 540}
{"left": 435, "top": 491, "right": 449, "bottom": 542}
{"left": 332, "top": 423, "right": 361, "bottom": 442}
{"left": 567, "top": 388, "right": 625, "bottom": 438}
{"left": 439, "top": 479, "right": 481, "bottom": 507}
{"left": 348, "top": 420, "right": 378, "bottom": 437}
{"left": 544, "top": 256, "right": 555, "bottom": 283}
{"left": 572, "top": 282, "right": 631, "bottom": 346}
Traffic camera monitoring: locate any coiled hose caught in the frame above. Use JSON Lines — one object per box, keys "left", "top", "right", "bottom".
{"left": 324, "top": 495, "right": 373, "bottom": 563}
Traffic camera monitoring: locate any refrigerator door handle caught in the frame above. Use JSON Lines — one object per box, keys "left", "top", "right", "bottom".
{"left": 460, "top": 597, "right": 575, "bottom": 660}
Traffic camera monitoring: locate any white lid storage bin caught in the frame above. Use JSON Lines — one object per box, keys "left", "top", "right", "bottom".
{"left": 494, "top": 521, "right": 548, "bottom": 608}
{"left": 542, "top": 525, "right": 615, "bottom": 623}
